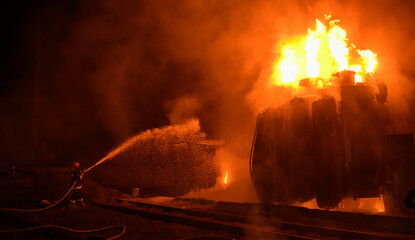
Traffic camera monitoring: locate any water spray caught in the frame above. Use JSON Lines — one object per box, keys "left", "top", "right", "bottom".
{"left": 84, "top": 133, "right": 139, "bottom": 173}
{"left": 0, "top": 119, "right": 210, "bottom": 239}
{"left": 84, "top": 118, "right": 210, "bottom": 174}
{"left": 84, "top": 156, "right": 110, "bottom": 173}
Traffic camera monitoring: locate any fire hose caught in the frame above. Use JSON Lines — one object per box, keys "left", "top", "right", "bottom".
{"left": 0, "top": 159, "right": 105, "bottom": 213}
{"left": 0, "top": 160, "right": 103, "bottom": 212}
{"left": 0, "top": 181, "right": 77, "bottom": 212}
{"left": 0, "top": 224, "right": 125, "bottom": 240}
{"left": 0, "top": 164, "right": 126, "bottom": 239}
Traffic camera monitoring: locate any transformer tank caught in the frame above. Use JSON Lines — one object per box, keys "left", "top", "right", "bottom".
{"left": 250, "top": 71, "right": 415, "bottom": 213}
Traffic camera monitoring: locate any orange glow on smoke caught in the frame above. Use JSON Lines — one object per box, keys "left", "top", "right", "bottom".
{"left": 272, "top": 16, "right": 377, "bottom": 89}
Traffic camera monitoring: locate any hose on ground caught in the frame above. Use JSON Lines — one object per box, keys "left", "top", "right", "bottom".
{"left": 177, "top": 236, "right": 235, "bottom": 240}
{"left": 0, "top": 165, "right": 127, "bottom": 239}
{"left": 1, "top": 161, "right": 103, "bottom": 212}
{"left": 0, "top": 181, "right": 77, "bottom": 212}
{"left": 0, "top": 224, "right": 126, "bottom": 240}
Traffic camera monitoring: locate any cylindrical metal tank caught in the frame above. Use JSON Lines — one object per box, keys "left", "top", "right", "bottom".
{"left": 250, "top": 71, "right": 414, "bottom": 212}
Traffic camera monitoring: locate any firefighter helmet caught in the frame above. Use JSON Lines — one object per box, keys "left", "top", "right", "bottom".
{"left": 73, "top": 162, "right": 80, "bottom": 168}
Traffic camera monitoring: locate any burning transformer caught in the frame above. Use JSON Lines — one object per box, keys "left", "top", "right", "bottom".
{"left": 250, "top": 72, "right": 414, "bottom": 211}
{"left": 249, "top": 18, "right": 415, "bottom": 213}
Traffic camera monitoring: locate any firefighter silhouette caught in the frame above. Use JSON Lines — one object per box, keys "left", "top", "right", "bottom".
{"left": 69, "top": 162, "right": 86, "bottom": 206}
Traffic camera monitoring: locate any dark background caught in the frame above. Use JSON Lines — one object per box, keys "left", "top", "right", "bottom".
{"left": 1, "top": 0, "right": 414, "bottom": 168}
{"left": 0, "top": 0, "right": 261, "bottom": 167}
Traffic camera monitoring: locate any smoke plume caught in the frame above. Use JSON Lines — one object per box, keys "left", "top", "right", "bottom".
{"left": 1, "top": 1, "right": 414, "bottom": 207}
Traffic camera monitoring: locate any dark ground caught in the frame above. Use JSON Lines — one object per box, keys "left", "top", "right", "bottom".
{"left": 5, "top": 206, "right": 236, "bottom": 240}
{"left": 0, "top": 167, "right": 236, "bottom": 239}
{"left": 1, "top": 167, "right": 415, "bottom": 239}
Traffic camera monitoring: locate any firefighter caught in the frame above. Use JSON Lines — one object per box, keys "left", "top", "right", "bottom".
{"left": 69, "top": 161, "right": 86, "bottom": 206}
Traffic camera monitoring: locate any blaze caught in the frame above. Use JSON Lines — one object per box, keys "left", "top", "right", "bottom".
{"left": 223, "top": 171, "right": 229, "bottom": 185}
{"left": 272, "top": 17, "right": 377, "bottom": 89}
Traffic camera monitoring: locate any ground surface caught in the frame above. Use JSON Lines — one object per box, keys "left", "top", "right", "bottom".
{"left": 15, "top": 205, "right": 235, "bottom": 239}
{"left": 0, "top": 167, "right": 236, "bottom": 239}
{"left": 1, "top": 167, "right": 414, "bottom": 240}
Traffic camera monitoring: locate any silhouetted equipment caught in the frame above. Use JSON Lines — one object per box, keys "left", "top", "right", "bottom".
{"left": 404, "top": 187, "right": 415, "bottom": 210}
{"left": 250, "top": 71, "right": 415, "bottom": 213}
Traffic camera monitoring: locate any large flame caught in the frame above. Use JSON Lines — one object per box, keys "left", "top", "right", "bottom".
{"left": 272, "top": 17, "right": 377, "bottom": 88}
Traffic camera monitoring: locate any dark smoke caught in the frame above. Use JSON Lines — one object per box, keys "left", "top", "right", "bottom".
{"left": 0, "top": 0, "right": 414, "bottom": 176}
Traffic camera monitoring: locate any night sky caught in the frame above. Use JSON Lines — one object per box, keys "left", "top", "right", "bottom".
{"left": 1, "top": 0, "right": 414, "bottom": 168}
{"left": 0, "top": 0, "right": 260, "bottom": 167}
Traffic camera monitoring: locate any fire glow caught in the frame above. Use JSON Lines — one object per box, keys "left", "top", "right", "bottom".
{"left": 223, "top": 171, "right": 229, "bottom": 185}
{"left": 272, "top": 16, "right": 377, "bottom": 88}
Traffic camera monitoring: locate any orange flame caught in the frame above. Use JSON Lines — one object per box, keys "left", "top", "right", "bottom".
{"left": 272, "top": 17, "right": 377, "bottom": 89}
{"left": 223, "top": 171, "right": 229, "bottom": 185}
